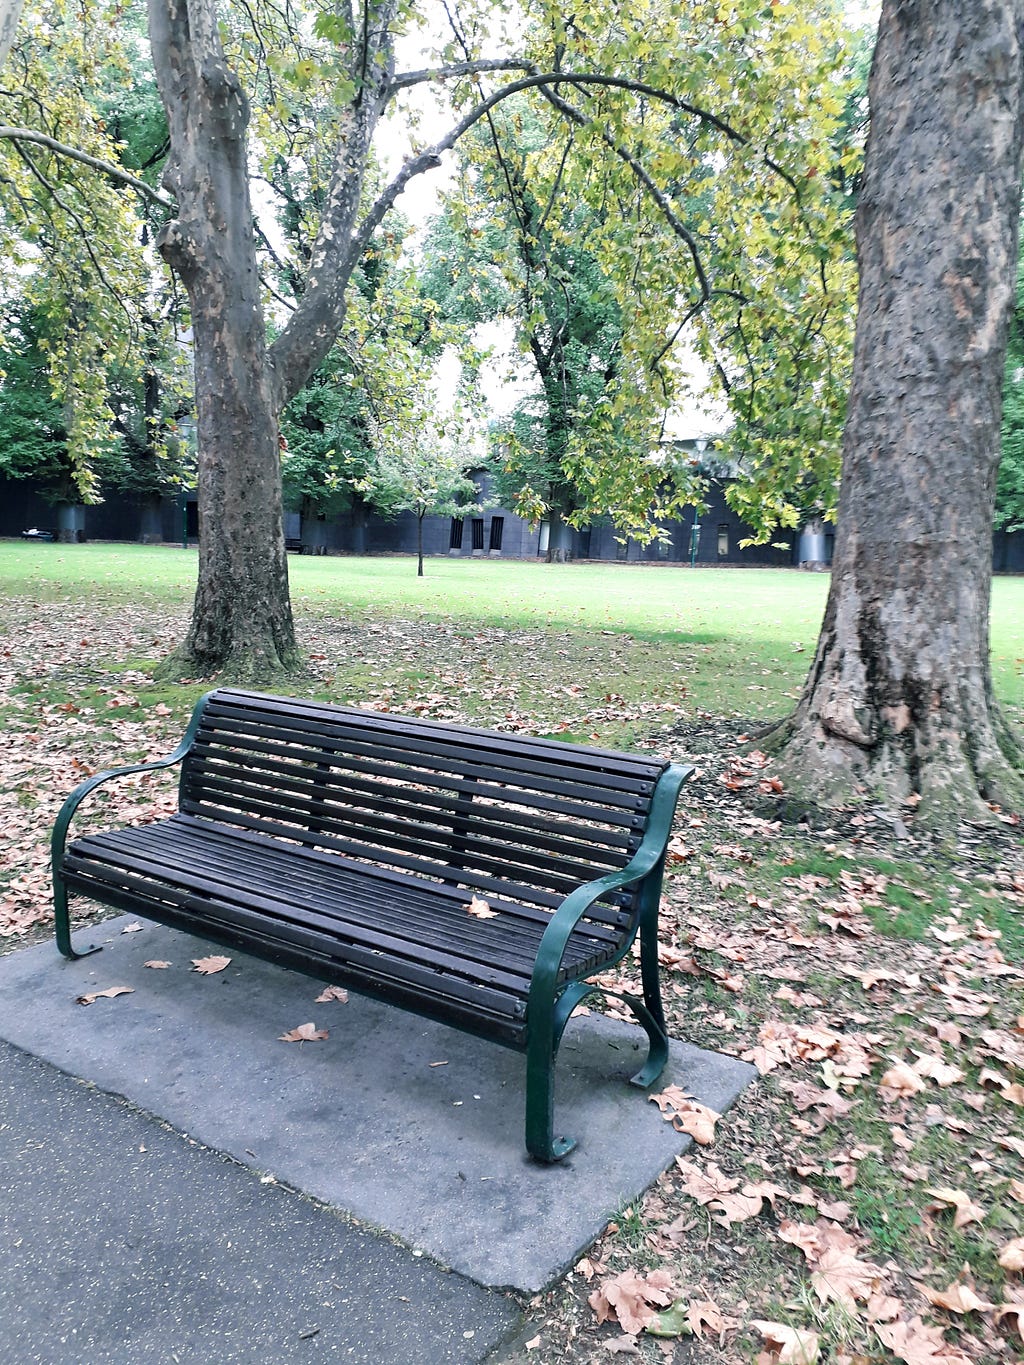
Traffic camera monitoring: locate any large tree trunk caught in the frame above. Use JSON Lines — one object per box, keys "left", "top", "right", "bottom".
{"left": 146, "top": 0, "right": 399, "bottom": 678}
{"left": 768, "top": 0, "right": 1024, "bottom": 826}
{"left": 149, "top": 0, "right": 296, "bottom": 677}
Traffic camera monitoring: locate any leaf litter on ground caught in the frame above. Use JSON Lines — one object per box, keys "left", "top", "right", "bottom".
{"left": 1, "top": 600, "right": 1022, "bottom": 1363}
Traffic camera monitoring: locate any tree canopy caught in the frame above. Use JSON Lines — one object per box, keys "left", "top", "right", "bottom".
{"left": 2, "top": 0, "right": 861, "bottom": 672}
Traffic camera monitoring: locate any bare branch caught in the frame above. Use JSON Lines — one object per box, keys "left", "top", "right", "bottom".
{"left": 0, "top": 126, "right": 174, "bottom": 207}
{"left": 390, "top": 58, "right": 535, "bottom": 92}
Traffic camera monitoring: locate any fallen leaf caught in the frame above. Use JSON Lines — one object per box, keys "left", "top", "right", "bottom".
{"left": 143, "top": 960, "right": 171, "bottom": 969}
{"left": 874, "top": 1315, "right": 972, "bottom": 1364}
{"left": 810, "top": 1245, "right": 885, "bottom": 1308}
{"left": 750, "top": 1319, "right": 820, "bottom": 1363}
{"left": 649, "top": 1087, "right": 720, "bottom": 1144}
{"left": 75, "top": 985, "right": 135, "bottom": 1006}
{"left": 467, "top": 895, "right": 497, "bottom": 919}
{"left": 674, "top": 1158, "right": 741, "bottom": 1204}
{"left": 879, "top": 1062, "right": 927, "bottom": 1097}
{"left": 994, "top": 1289, "right": 1024, "bottom": 1341}
{"left": 645, "top": 1298, "right": 693, "bottom": 1339}
{"left": 191, "top": 955, "right": 231, "bottom": 975}
{"left": 921, "top": 1281, "right": 993, "bottom": 1314}
{"left": 911, "top": 1052, "right": 965, "bottom": 1087}
{"left": 589, "top": 1269, "right": 675, "bottom": 1336}
{"left": 121, "top": 922, "right": 144, "bottom": 934}
{"left": 314, "top": 986, "right": 349, "bottom": 1003}
{"left": 925, "top": 1187, "right": 986, "bottom": 1229}
{"left": 279, "top": 1022, "right": 329, "bottom": 1043}
{"left": 998, "top": 1236, "right": 1024, "bottom": 1271}
{"left": 603, "top": 1337, "right": 639, "bottom": 1356}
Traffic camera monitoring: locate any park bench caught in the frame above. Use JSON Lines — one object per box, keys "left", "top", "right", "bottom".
{"left": 52, "top": 688, "right": 691, "bottom": 1161}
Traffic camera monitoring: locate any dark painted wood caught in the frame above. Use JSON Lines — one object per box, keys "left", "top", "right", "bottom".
{"left": 63, "top": 691, "right": 671, "bottom": 1047}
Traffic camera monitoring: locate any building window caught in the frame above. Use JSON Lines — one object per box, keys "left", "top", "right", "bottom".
{"left": 471, "top": 518, "right": 485, "bottom": 551}
{"left": 717, "top": 524, "right": 729, "bottom": 557}
{"left": 449, "top": 518, "right": 464, "bottom": 550}
{"left": 488, "top": 517, "right": 504, "bottom": 551}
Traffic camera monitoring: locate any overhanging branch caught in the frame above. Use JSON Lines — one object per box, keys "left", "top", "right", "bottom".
{"left": 0, "top": 126, "right": 174, "bottom": 208}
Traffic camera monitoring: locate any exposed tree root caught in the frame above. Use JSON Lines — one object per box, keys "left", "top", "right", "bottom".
{"left": 154, "top": 640, "right": 305, "bottom": 686}
{"left": 759, "top": 706, "right": 1024, "bottom": 833}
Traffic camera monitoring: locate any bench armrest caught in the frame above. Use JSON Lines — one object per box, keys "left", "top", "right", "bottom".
{"left": 527, "top": 761, "right": 693, "bottom": 1018}
{"left": 51, "top": 691, "right": 212, "bottom": 873}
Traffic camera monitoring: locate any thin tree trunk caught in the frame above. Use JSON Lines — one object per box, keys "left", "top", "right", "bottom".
{"left": 546, "top": 503, "right": 574, "bottom": 563}
{"left": 417, "top": 513, "right": 425, "bottom": 576}
{"left": 767, "top": 0, "right": 1024, "bottom": 826}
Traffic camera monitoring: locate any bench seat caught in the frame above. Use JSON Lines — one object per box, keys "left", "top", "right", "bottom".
{"left": 53, "top": 688, "right": 691, "bottom": 1160}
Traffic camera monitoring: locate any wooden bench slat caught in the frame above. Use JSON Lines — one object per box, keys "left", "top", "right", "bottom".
{"left": 64, "top": 830, "right": 614, "bottom": 997}
{"left": 195, "top": 708, "right": 657, "bottom": 802}
{"left": 96, "top": 819, "right": 624, "bottom": 958}
{"left": 214, "top": 688, "right": 665, "bottom": 780}
{"left": 184, "top": 735, "right": 647, "bottom": 829}
{"left": 181, "top": 746, "right": 638, "bottom": 852}
{"left": 181, "top": 770, "right": 632, "bottom": 893}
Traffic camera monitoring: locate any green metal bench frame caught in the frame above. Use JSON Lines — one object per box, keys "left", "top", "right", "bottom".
{"left": 53, "top": 690, "right": 691, "bottom": 1163}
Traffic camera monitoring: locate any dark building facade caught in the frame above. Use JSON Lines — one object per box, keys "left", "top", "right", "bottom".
{"left": 2, "top": 473, "right": 1021, "bottom": 572}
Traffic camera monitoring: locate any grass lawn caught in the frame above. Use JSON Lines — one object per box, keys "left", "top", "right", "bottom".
{"left": 1, "top": 541, "right": 1021, "bottom": 726}
{"left": 1, "top": 540, "right": 1022, "bottom": 1364}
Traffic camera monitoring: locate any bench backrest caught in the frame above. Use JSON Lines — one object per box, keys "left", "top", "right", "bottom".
{"left": 179, "top": 689, "right": 672, "bottom": 934}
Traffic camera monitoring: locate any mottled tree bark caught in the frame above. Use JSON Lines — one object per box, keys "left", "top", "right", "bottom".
{"left": 149, "top": 0, "right": 296, "bottom": 676}
{"left": 768, "top": 0, "right": 1024, "bottom": 824}
{"left": 147, "top": 0, "right": 398, "bottom": 677}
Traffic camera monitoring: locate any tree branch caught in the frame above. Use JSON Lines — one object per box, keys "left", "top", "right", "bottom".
{"left": 537, "top": 80, "right": 711, "bottom": 311}
{"left": 0, "top": 126, "right": 174, "bottom": 207}
{"left": 390, "top": 59, "right": 535, "bottom": 92}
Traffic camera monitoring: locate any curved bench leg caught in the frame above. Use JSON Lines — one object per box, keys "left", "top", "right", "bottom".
{"left": 624, "top": 993, "right": 669, "bottom": 1090}
{"left": 525, "top": 982, "right": 595, "bottom": 1162}
{"left": 53, "top": 878, "right": 101, "bottom": 960}
{"left": 632, "top": 898, "right": 669, "bottom": 1087}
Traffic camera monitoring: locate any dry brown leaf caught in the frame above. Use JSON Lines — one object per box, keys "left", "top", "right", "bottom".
{"left": 879, "top": 1062, "right": 927, "bottom": 1097}
{"left": 603, "top": 1338, "right": 640, "bottom": 1356}
{"left": 686, "top": 1299, "right": 731, "bottom": 1340}
{"left": 810, "top": 1245, "right": 885, "bottom": 1308}
{"left": 649, "top": 1087, "right": 720, "bottom": 1144}
{"left": 920, "top": 1281, "right": 993, "bottom": 1314}
{"left": 588, "top": 1269, "right": 675, "bottom": 1336}
{"left": 121, "top": 922, "right": 144, "bottom": 934}
{"left": 750, "top": 1320, "right": 820, "bottom": 1363}
{"left": 777, "top": 1219, "right": 825, "bottom": 1259}
{"left": 191, "top": 955, "right": 231, "bottom": 974}
{"left": 865, "top": 1292, "right": 903, "bottom": 1323}
{"left": 467, "top": 895, "right": 498, "bottom": 919}
{"left": 994, "top": 1288, "right": 1024, "bottom": 1340}
{"left": 874, "top": 1315, "right": 973, "bottom": 1364}
{"left": 278, "top": 1021, "right": 328, "bottom": 1043}
{"left": 75, "top": 985, "right": 135, "bottom": 1006}
{"left": 143, "top": 960, "right": 171, "bottom": 969}
{"left": 998, "top": 1236, "right": 1024, "bottom": 1271}
{"left": 710, "top": 1181, "right": 787, "bottom": 1228}
{"left": 674, "top": 1158, "right": 740, "bottom": 1205}
{"left": 315, "top": 986, "right": 349, "bottom": 1003}
{"left": 911, "top": 1052, "right": 965, "bottom": 1087}
{"left": 925, "top": 1187, "right": 986, "bottom": 1229}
